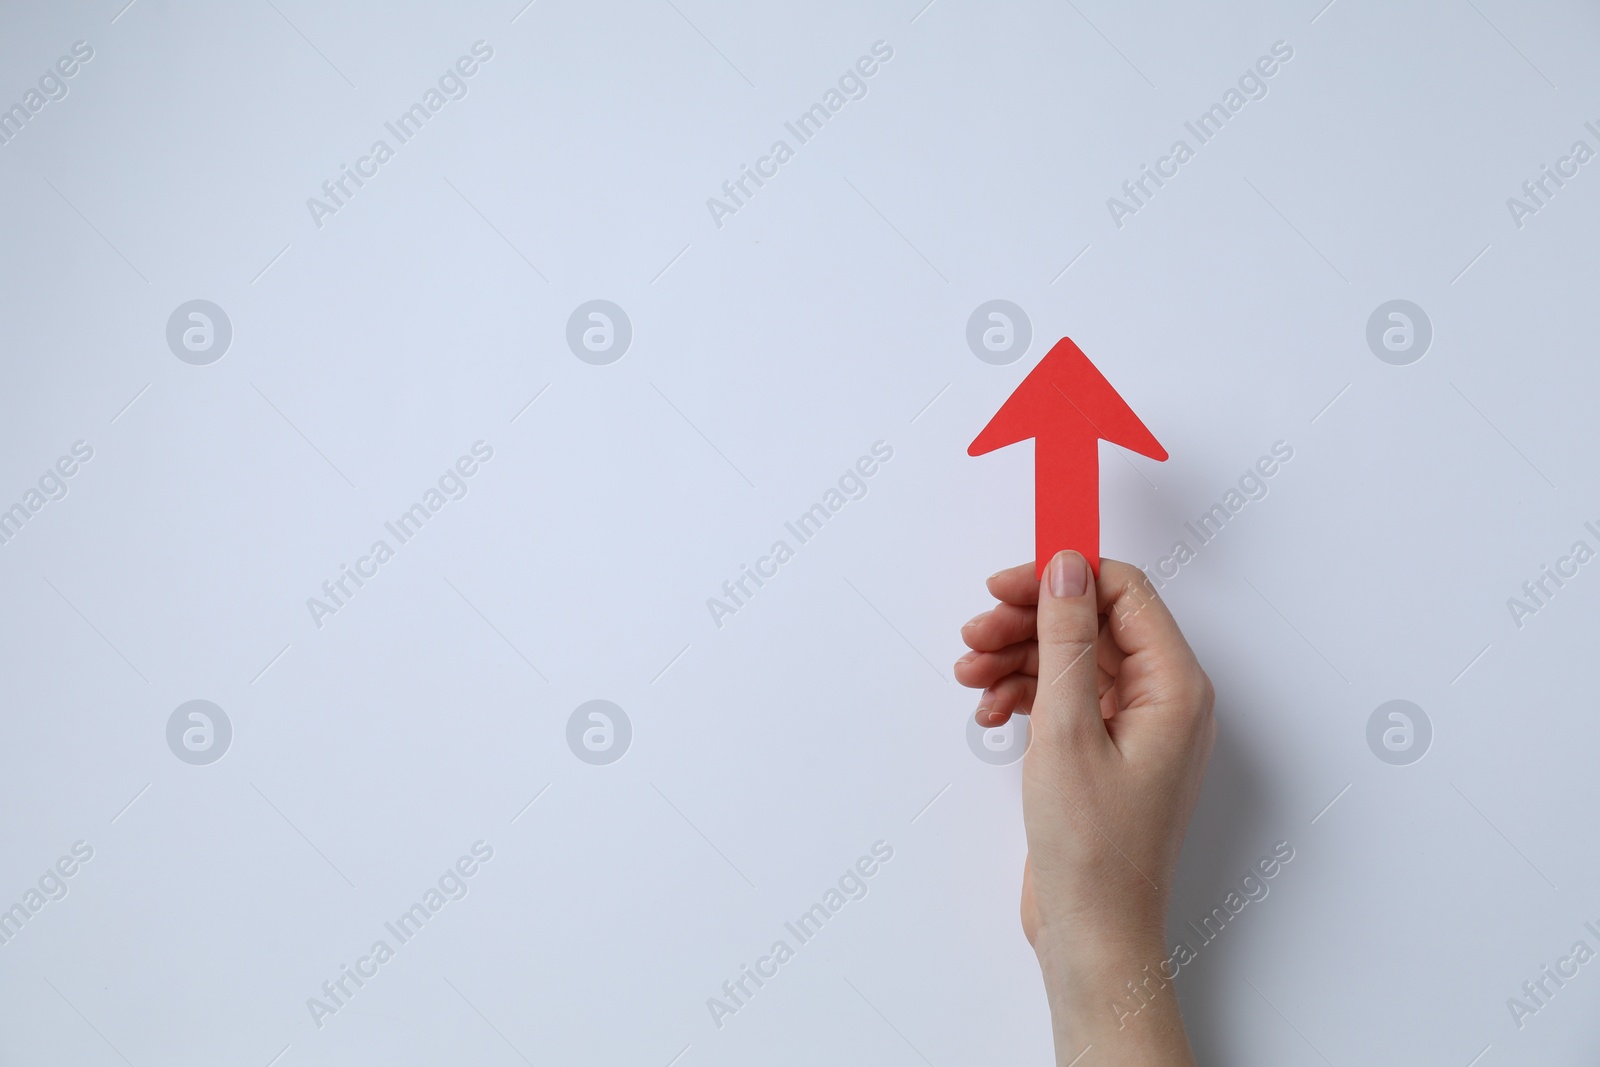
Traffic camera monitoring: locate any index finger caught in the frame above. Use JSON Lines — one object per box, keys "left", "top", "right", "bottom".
{"left": 984, "top": 561, "right": 1041, "bottom": 605}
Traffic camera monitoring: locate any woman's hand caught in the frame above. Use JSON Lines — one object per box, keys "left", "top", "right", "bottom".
{"left": 956, "top": 552, "right": 1215, "bottom": 1065}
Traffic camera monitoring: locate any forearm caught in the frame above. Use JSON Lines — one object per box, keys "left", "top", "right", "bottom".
{"left": 1035, "top": 937, "right": 1198, "bottom": 1067}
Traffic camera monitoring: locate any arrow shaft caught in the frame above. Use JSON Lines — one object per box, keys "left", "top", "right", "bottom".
{"left": 1035, "top": 433, "right": 1100, "bottom": 577}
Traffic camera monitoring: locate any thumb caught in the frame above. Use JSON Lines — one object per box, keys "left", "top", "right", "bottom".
{"left": 1032, "top": 550, "right": 1106, "bottom": 751}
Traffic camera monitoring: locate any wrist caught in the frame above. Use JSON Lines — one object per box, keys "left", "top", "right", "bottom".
{"left": 1033, "top": 926, "right": 1164, "bottom": 1010}
{"left": 1030, "top": 910, "right": 1168, "bottom": 988}
{"left": 1033, "top": 933, "right": 1196, "bottom": 1066}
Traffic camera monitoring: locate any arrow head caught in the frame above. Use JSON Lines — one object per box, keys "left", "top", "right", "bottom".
{"left": 968, "top": 337, "right": 1167, "bottom": 577}
{"left": 968, "top": 336, "right": 1168, "bottom": 461}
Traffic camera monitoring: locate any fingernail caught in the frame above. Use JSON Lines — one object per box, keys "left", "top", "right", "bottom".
{"left": 1049, "top": 551, "right": 1087, "bottom": 598}
{"left": 956, "top": 651, "right": 978, "bottom": 667}
{"left": 975, "top": 700, "right": 991, "bottom": 719}
{"left": 987, "top": 710, "right": 1006, "bottom": 725}
{"left": 963, "top": 611, "right": 989, "bottom": 630}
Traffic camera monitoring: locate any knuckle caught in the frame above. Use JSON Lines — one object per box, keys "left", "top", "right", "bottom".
{"left": 1181, "top": 670, "right": 1217, "bottom": 730}
{"left": 1157, "top": 666, "right": 1213, "bottom": 721}
{"left": 1040, "top": 609, "right": 1098, "bottom": 653}
{"left": 1043, "top": 637, "right": 1098, "bottom": 686}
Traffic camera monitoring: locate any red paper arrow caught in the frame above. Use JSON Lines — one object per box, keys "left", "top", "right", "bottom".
{"left": 969, "top": 337, "right": 1167, "bottom": 578}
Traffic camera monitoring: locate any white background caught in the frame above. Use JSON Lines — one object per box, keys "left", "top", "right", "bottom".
{"left": 2, "top": 0, "right": 1598, "bottom": 1063}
